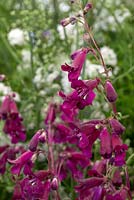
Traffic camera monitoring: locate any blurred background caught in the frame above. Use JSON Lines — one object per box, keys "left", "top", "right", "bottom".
{"left": 0, "top": 0, "right": 134, "bottom": 198}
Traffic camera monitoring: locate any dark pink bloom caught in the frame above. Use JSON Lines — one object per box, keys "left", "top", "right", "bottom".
{"left": 20, "top": 177, "right": 50, "bottom": 200}
{"left": 0, "top": 151, "right": 8, "bottom": 174}
{"left": 58, "top": 149, "right": 89, "bottom": 180}
{"left": 112, "top": 169, "right": 122, "bottom": 186}
{"left": 0, "top": 95, "right": 18, "bottom": 119}
{"left": 106, "top": 189, "right": 128, "bottom": 200}
{"left": 111, "top": 134, "right": 122, "bottom": 149}
{"left": 110, "top": 118, "right": 125, "bottom": 135}
{"left": 29, "top": 129, "right": 46, "bottom": 152}
{"left": 3, "top": 113, "right": 26, "bottom": 144}
{"left": 61, "top": 48, "right": 89, "bottom": 82}
{"left": 8, "top": 150, "right": 34, "bottom": 175}
{"left": 114, "top": 144, "right": 128, "bottom": 166}
{"left": 92, "top": 186, "right": 104, "bottom": 200}
{"left": 99, "top": 127, "right": 112, "bottom": 158}
{"left": 12, "top": 183, "right": 22, "bottom": 200}
{"left": 105, "top": 81, "right": 117, "bottom": 103}
{"left": 59, "top": 78, "right": 99, "bottom": 111}
{"left": 0, "top": 95, "right": 26, "bottom": 143}
{"left": 79, "top": 122, "right": 101, "bottom": 158}
{"left": 60, "top": 103, "right": 78, "bottom": 122}
{"left": 92, "top": 159, "right": 106, "bottom": 175}
{"left": 75, "top": 177, "right": 105, "bottom": 198}
{"left": 53, "top": 123, "right": 71, "bottom": 143}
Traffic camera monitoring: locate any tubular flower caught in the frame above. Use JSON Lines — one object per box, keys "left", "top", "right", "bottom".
{"left": 8, "top": 150, "right": 34, "bottom": 175}
{"left": 29, "top": 129, "right": 46, "bottom": 152}
{"left": 99, "top": 127, "right": 112, "bottom": 159}
{"left": 114, "top": 144, "right": 128, "bottom": 166}
{"left": 61, "top": 48, "right": 89, "bottom": 82}
{"left": 0, "top": 95, "right": 26, "bottom": 143}
{"left": 58, "top": 149, "right": 90, "bottom": 180}
{"left": 105, "top": 80, "right": 117, "bottom": 103}
{"left": 109, "top": 118, "right": 125, "bottom": 135}
{"left": 59, "top": 78, "right": 99, "bottom": 111}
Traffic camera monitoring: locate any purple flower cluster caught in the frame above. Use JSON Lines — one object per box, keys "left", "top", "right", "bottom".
{"left": 0, "top": 95, "right": 26, "bottom": 143}
{"left": 7, "top": 44, "right": 130, "bottom": 199}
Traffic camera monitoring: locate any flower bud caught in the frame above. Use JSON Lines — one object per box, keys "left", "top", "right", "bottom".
{"left": 110, "top": 118, "right": 125, "bottom": 135}
{"left": 60, "top": 17, "right": 76, "bottom": 27}
{"left": 83, "top": 3, "right": 92, "bottom": 15}
{"left": 51, "top": 177, "right": 59, "bottom": 190}
{"left": 105, "top": 80, "right": 117, "bottom": 103}
{"left": 29, "top": 131, "right": 41, "bottom": 152}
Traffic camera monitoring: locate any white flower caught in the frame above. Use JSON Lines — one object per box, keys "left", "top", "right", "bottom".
{"left": 59, "top": 2, "right": 70, "bottom": 12}
{"left": 100, "top": 46, "right": 117, "bottom": 66}
{"left": 33, "top": 74, "right": 42, "bottom": 88}
{"left": 21, "top": 49, "right": 31, "bottom": 63}
{"left": 0, "top": 83, "right": 20, "bottom": 102}
{"left": 85, "top": 61, "right": 113, "bottom": 77}
{"left": 57, "top": 24, "right": 76, "bottom": 40}
{"left": 46, "top": 71, "right": 59, "bottom": 83}
{"left": 115, "top": 8, "right": 131, "bottom": 23}
{"left": 8, "top": 28, "right": 25, "bottom": 46}
{"left": 61, "top": 73, "right": 71, "bottom": 93}
{"left": 12, "top": 92, "right": 21, "bottom": 102}
{"left": 0, "top": 83, "right": 12, "bottom": 96}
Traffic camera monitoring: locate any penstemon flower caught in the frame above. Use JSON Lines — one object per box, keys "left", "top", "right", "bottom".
{"left": 0, "top": 1, "right": 131, "bottom": 200}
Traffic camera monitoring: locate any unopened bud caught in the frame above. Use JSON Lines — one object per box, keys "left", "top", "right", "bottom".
{"left": 83, "top": 3, "right": 92, "bottom": 15}
{"left": 105, "top": 80, "right": 117, "bottom": 103}
{"left": 60, "top": 17, "right": 76, "bottom": 27}
{"left": 51, "top": 177, "right": 58, "bottom": 190}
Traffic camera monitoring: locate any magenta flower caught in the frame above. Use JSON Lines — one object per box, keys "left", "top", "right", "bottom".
{"left": 0, "top": 95, "right": 26, "bottom": 143}
{"left": 53, "top": 123, "right": 71, "bottom": 143}
{"left": 20, "top": 177, "right": 50, "bottom": 200}
{"left": 105, "top": 81, "right": 117, "bottom": 103}
{"left": 3, "top": 113, "right": 26, "bottom": 144}
{"left": 29, "top": 129, "right": 46, "bottom": 152}
{"left": 111, "top": 134, "right": 123, "bottom": 149}
{"left": 58, "top": 149, "right": 89, "bottom": 180}
{"left": 0, "top": 95, "right": 18, "bottom": 119}
{"left": 12, "top": 183, "right": 22, "bottom": 200}
{"left": 61, "top": 48, "right": 89, "bottom": 82}
{"left": 75, "top": 177, "right": 105, "bottom": 200}
{"left": 0, "top": 145, "right": 23, "bottom": 174}
{"left": 110, "top": 118, "right": 125, "bottom": 135}
{"left": 8, "top": 150, "right": 34, "bottom": 175}
{"left": 92, "top": 159, "right": 107, "bottom": 175}
{"left": 114, "top": 144, "right": 128, "bottom": 166}
{"left": 99, "top": 127, "right": 112, "bottom": 158}
{"left": 112, "top": 169, "right": 122, "bottom": 187}
{"left": 59, "top": 78, "right": 99, "bottom": 111}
